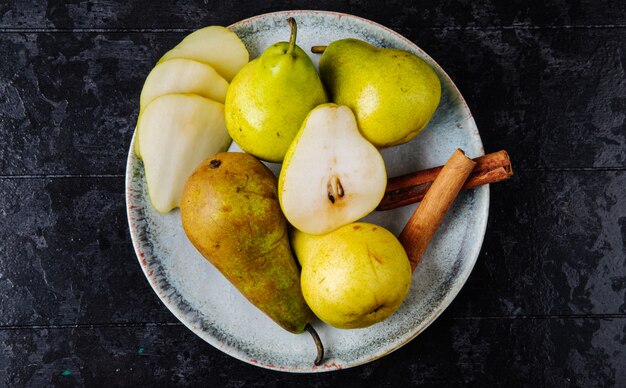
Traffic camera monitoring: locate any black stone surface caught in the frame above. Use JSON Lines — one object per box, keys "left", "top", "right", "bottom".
{"left": 0, "top": 1, "right": 625, "bottom": 386}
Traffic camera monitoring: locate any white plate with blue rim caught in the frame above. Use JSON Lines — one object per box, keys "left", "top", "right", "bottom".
{"left": 126, "top": 10, "right": 488, "bottom": 372}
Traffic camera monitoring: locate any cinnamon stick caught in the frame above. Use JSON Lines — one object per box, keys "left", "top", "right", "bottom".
{"left": 399, "top": 149, "right": 476, "bottom": 272}
{"left": 378, "top": 150, "right": 512, "bottom": 211}
{"left": 310, "top": 45, "right": 327, "bottom": 54}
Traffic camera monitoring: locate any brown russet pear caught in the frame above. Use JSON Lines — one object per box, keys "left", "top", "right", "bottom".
{"left": 180, "top": 152, "right": 314, "bottom": 335}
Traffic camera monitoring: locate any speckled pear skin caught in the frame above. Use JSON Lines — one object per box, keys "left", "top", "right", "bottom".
{"left": 319, "top": 38, "right": 441, "bottom": 148}
{"left": 180, "top": 152, "right": 313, "bottom": 333}
{"left": 225, "top": 30, "right": 328, "bottom": 162}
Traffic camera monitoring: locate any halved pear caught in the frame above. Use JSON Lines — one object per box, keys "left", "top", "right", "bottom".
{"left": 278, "top": 104, "right": 387, "bottom": 235}
{"left": 140, "top": 58, "right": 229, "bottom": 110}
{"left": 137, "top": 94, "right": 231, "bottom": 213}
{"left": 159, "top": 26, "right": 249, "bottom": 82}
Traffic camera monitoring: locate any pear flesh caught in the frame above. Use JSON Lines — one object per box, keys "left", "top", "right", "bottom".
{"left": 292, "top": 222, "right": 412, "bottom": 329}
{"left": 140, "top": 58, "right": 229, "bottom": 110}
{"left": 279, "top": 104, "right": 387, "bottom": 235}
{"left": 225, "top": 18, "right": 328, "bottom": 162}
{"left": 159, "top": 26, "right": 249, "bottom": 82}
{"left": 319, "top": 38, "right": 441, "bottom": 148}
{"left": 137, "top": 94, "right": 231, "bottom": 213}
{"left": 180, "top": 152, "right": 314, "bottom": 334}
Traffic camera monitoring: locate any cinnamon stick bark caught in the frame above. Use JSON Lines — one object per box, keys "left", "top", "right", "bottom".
{"left": 378, "top": 150, "right": 512, "bottom": 211}
{"left": 310, "top": 45, "right": 327, "bottom": 54}
{"left": 399, "top": 149, "right": 476, "bottom": 272}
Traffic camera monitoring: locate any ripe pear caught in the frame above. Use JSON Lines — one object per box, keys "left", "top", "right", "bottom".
{"left": 225, "top": 18, "right": 328, "bottom": 162}
{"left": 159, "top": 26, "right": 249, "bottom": 82}
{"left": 319, "top": 38, "right": 441, "bottom": 148}
{"left": 279, "top": 104, "right": 387, "bottom": 235}
{"left": 180, "top": 152, "right": 314, "bottom": 334}
{"left": 292, "top": 222, "right": 412, "bottom": 329}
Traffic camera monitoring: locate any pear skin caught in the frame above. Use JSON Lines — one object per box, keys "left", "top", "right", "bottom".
{"left": 319, "top": 38, "right": 441, "bottom": 148}
{"left": 180, "top": 152, "right": 313, "bottom": 334}
{"left": 225, "top": 18, "right": 327, "bottom": 162}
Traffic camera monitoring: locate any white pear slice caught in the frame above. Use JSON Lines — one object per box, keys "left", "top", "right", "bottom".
{"left": 159, "top": 26, "right": 249, "bottom": 82}
{"left": 279, "top": 104, "right": 387, "bottom": 235}
{"left": 140, "top": 58, "right": 229, "bottom": 110}
{"left": 137, "top": 94, "right": 231, "bottom": 213}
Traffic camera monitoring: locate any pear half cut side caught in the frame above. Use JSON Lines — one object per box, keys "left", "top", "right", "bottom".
{"left": 279, "top": 104, "right": 387, "bottom": 235}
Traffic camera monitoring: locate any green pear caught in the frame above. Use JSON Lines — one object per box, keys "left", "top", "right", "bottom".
{"left": 319, "top": 38, "right": 441, "bottom": 148}
{"left": 225, "top": 18, "right": 328, "bottom": 162}
{"left": 279, "top": 104, "right": 387, "bottom": 235}
{"left": 292, "top": 222, "right": 412, "bottom": 329}
{"left": 180, "top": 152, "right": 314, "bottom": 334}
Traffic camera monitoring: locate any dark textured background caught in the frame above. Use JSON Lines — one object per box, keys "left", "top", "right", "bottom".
{"left": 1, "top": 1, "right": 625, "bottom": 386}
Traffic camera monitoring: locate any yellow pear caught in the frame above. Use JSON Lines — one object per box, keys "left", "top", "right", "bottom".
{"left": 292, "top": 222, "right": 412, "bottom": 329}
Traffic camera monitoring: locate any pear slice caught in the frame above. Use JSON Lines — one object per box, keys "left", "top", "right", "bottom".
{"left": 279, "top": 104, "right": 387, "bottom": 235}
{"left": 135, "top": 59, "right": 229, "bottom": 158}
{"left": 159, "top": 26, "right": 249, "bottom": 82}
{"left": 140, "top": 58, "right": 229, "bottom": 110}
{"left": 137, "top": 94, "right": 231, "bottom": 213}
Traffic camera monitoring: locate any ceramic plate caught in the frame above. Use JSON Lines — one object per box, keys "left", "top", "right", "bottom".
{"left": 126, "top": 10, "right": 488, "bottom": 372}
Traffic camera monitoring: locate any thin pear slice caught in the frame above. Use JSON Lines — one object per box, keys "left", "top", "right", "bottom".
{"left": 279, "top": 104, "right": 387, "bottom": 235}
{"left": 138, "top": 94, "right": 231, "bottom": 213}
{"left": 159, "top": 26, "right": 249, "bottom": 82}
{"left": 140, "top": 58, "right": 229, "bottom": 110}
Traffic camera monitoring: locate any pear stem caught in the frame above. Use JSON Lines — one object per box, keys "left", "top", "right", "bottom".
{"left": 311, "top": 45, "right": 327, "bottom": 54}
{"left": 305, "top": 323, "right": 324, "bottom": 366}
{"left": 287, "top": 17, "right": 298, "bottom": 55}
